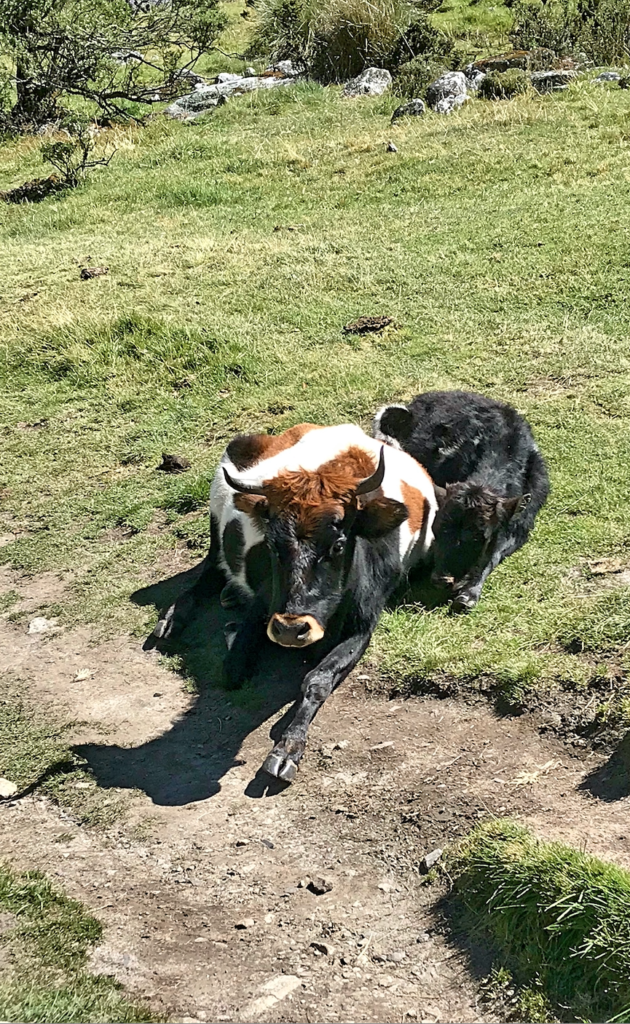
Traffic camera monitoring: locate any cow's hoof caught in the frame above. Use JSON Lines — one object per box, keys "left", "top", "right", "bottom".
{"left": 262, "top": 750, "right": 298, "bottom": 783}
{"left": 153, "top": 601, "right": 181, "bottom": 639}
{"left": 452, "top": 591, "right": 479, "bottom": 613}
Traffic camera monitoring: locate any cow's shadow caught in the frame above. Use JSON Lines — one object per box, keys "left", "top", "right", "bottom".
{"left": 578, "top": 731, "right": 630, "bottom": 802}
{"left": 76, "top": 560, "right": 446, "bottom": 806}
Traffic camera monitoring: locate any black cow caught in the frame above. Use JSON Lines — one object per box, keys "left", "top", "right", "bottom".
{"left": 373, "top": 390, "right": 550, "bottom": 611}
{"left": 155, "top": 423, "right": 438, "bottom": 782}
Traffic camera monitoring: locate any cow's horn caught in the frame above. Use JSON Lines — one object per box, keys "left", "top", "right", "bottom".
{"left": 355, "top": 446, "right": 386, "bottom": 496}
{"left": 223, "top": 466, "right": 267, "bottom": 495}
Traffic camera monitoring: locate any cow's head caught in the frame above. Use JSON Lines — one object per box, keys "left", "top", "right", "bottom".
{"left": 431, "top": 483, "right": 530, "bottom": 599}
{"left": 223, "top": 446, "right": 408, "bottom": 647}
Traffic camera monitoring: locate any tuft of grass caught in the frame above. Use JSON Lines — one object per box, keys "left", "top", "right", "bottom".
{"left": 449, "top": 819, "right": 630, "bottom": 1023}
{"left": 0, "top": 863, "right": 157, "bottom": 1023}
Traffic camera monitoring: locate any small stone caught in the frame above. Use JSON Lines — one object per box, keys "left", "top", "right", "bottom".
{"left": 419, "top": 848, "right": 443, "bottom": 874}
{"left": 386, "top": 141, "right": 398, "bottom": 152}
{"left": 391, "top": 99, "right": 425, "bottom": 122}
{"left": 0, "top": 778, "right": 18, "bottom": 799}
{"left": 378, "top": 882, "right": 394, "bottom": 892}
{"left": 235, "top": 918, "right": 255, "bottom": 929}
{"left": 311, "top": 941, "right": 335, "bottom": 956}
{"left": 406, "top": 1011, "right": 418, "bottom": 1019}
{"left": 235, "top": 840, "right": 249, "bottom": 847}
{"left": 80, "top": 266, "right": 109, "bottom": 279}
{"left": 384, "top": 950, "right": 406, "bottom": 962}
{"left": 245, "top": 66, "right": 256, "bottom": 76}
{"left": 27, "top": 616, "right": 56, "bottom": 635}
{"left": 74, "top": 669, "right": 93, "bottom": 682}
{"left": 370, "top": 740, "right": 394, "bottom": 751}
{"left": 594, "top": 70, "right": 620, "bottom": 82}
{"left": 261, "top": 838, "right": 274, "bottom": 849}
{"left": 307, "top": 876, "right": 333, "bottom": 895}
{"left": 157, "top": 453, "right": 190, "bottom": 474}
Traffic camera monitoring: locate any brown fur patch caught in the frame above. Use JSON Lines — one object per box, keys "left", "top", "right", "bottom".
{"left": 263, "top": 446, "right": 377, "bottom": 535}
{"left": 400, "top": 482, "right": 428, "bottom": 534}
{"left": 227, "top": 424, "right": 321, "bottom": 471}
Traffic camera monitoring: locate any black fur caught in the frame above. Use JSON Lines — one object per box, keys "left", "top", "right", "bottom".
{"left": 375, "top": 390, "right": 550, "bottom": 610}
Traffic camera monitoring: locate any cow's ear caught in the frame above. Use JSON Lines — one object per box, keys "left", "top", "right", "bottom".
{"left": 503, "top": 493, "right": 531, "bottom": 520}
{"left": 356, "top": 497, "right": 408, "bottom": 539}
{"left": 433, "top": 485, "right": 448, "bottom": 508}
{"left": 234, "top": 493, "right": 269, "bottom": 521}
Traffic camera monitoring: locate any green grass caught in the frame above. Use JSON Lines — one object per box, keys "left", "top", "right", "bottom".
{"left": 449, "top": 819, "right": 630, "bottom": 1023}
{"left": 0, "top": 691, "right": 130, "bottom": 827}
{"left": 0, "top": 863, "right": 157, "bottom": 1023}
{"left": 2, "top": 76, "right": 630, "bottom": 715}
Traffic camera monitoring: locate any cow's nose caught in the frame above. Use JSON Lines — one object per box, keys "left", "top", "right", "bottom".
{"left": 267, "top": 613, "right": 324, "bottom": 647}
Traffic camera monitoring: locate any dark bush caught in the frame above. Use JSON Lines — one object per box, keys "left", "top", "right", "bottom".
{"left": 249, "top": 0, "right": 453, "bottom": 83}
{"left": 478, "top": 68, "right": 530, "bottom": 99}
{"left": 511, "top": 0, "right": 630, "bottom": 65}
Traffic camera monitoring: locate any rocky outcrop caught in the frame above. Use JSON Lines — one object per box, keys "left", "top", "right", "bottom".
{"left": 165, "top": 69, "right": 298, "bottom": 121}
{"left": 426, "top": 71, "right": 468, "bottom": 114}
{"left": 343, "top": 68, "right": 392, "bottom": 98}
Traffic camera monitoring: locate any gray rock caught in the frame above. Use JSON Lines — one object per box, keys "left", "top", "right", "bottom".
{"left": 216, "top": 72, "right": 242, "bottom": 84}
{"left": 245, "top": 66, "right": 257, "bottom": 77}
{"left": 594, "top": 70, "right": 621, "bottom": 82}
{"left": 426, "top": 71, "right": 468, "bottom": 114}
{"left": 464, "top": 67, "right": 486, "bottom": 92}
{"left": 270, "top": 59, "right": 299, "bottom": 77}
{"left": 419, "top": 848, "right": 443, "bottom": 873}
{"left": 166, "top": 75, "right": 296, "bottom": 120}
{"left": 391, "top": 98, "right": 425, "bottom": 122}
{"left": 386, "top": 141, "right": 398, "bottom": 152}
{"left": 530, "top": 69, "right": 577, "bottom": 93}
{"left": 343, "top": 67, "right": 392, "bottom": 98}
{"left": 311, "top": 941, "right": 335, "bottom": 955}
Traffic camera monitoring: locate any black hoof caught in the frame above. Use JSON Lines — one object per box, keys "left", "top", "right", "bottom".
{"left": 452, "top": 591, "right": 479, "bottom": 613}
{"left": 262, "top": 747, "right": 301, "bottom": 783}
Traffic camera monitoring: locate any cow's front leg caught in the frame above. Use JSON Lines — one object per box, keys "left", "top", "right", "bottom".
{"left": 222, "top": 593, "right": 268, "bottom": 689}
{"left": 262, "top": 631, "right": 372, "bottom": 782}
{"left": 452, "top": 529, "right": 525, "bottom": 611}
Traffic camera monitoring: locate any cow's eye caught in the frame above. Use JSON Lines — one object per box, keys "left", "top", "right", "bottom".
{"left": 330, "top": 539, "right": 346, "bottom": 557}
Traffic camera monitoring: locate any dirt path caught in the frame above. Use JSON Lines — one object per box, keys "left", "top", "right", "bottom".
{"left": 1, "top": 567, "right": 630, "bottom": 1024}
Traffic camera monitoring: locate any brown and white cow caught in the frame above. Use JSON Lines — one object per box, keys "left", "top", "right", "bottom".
{"left": 155, "top": 423, "right": 437, "bottom": 783}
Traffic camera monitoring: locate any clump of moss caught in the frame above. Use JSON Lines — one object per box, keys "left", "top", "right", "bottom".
{"left": 478, "top": 69, "right": 530, "bottom": 100}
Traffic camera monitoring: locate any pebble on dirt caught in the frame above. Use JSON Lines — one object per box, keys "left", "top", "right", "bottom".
{"left": 157, "top": 453, "right": 191, "bottom": 473}
{"left": 235, "top": 918, "right": 255, "bottom": 929}
{"left": 80, "top": 266, "right": 109, "bottom": 279}
{"left": 27, "top": 616, "right": 57, "bottom": 635}
{"left": 307, "top": 876, "right": 334, "bottom": 895}
{"left": 419, "top": 848, "right": 443, "bottom": 874}
{"left": 311, "top": 940, "right": 335, "bottom": 955}
{"left": 0, "top": 778, "right": 19, "bottom": 799}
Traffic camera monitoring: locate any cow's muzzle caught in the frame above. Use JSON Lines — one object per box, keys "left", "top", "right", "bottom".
{"left": 267, "top": 613, "right": 325, "bottom": 648}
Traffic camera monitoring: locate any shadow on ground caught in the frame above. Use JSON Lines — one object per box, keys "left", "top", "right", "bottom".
{"left": 579, "top": 731, "right": 630, "bottom": 802}
{"left": 76, "top": 562, "right": 315, "bottom": 806}
{"left": 77, "top": 561, "right": 449, "bottom": 807}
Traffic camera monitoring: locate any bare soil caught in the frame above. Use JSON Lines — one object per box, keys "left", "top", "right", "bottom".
{"left": 1, "top": 564, "right": 630, "bottom": 1024}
